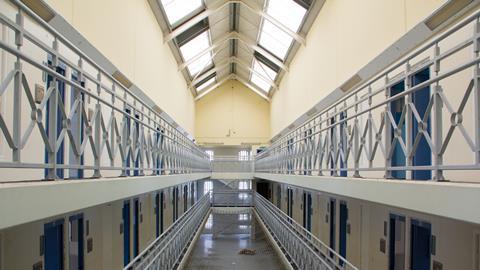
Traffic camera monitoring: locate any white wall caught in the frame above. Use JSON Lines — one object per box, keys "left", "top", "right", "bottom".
{"left": 195, "top": 80, "right": 270, "bottom": 146}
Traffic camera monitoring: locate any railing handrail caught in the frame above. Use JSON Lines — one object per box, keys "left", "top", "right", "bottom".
{"left": 258, "top": 9, "right": 480, "bottom": 156}
{"left": 8, "top": 0, "right": 200, "bottom": 151}
{"left": 255, "top": 9, "right": 480, "bottom": 181}
{"left": 0, "top": 0, "right": 211, "bottom": 179}
{"left": 254, "top": 193, "right": 358, "bottom": 270}
{"left": 124, "top": 193, "right": 210, "bottom": 269}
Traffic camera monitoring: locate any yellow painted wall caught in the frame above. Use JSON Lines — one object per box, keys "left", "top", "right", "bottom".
{"left": 195, "top": 80, "right": 270, "bottom": 146}
{"left": 271, "top": 0, "right": 447, "bottom": 136}
{"left": 45, "top": 0, "right": 195, "bottom": 134}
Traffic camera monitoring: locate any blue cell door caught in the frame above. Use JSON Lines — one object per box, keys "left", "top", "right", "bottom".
{"left": 133, "top": 199, "right": 139, "bottom": 257}
{"left": 45, "top": 64, "right": 66, "bottom": 179}
{"left": 329, "top": 198, "right": 336, "bottom": 257}
{"left": 276, "top": 185, "right": 282, "bottom": 209}
{"left": 287, "top": 188, "right": 293, "bottom": 219}
{"left": 122, "top": 201, "right": 131, "bottom": 266}
{"left": 68, "top": 214, "right": 84, "bottom": 270}
{"left": 410, "top": 220, "right": 431, "bottom": 270}
{"left": 155, "top": 192, "right": 164, "bottom": 237}
{"left": 339, "top": 202, "right": 348, "bottom": 265}
{"left": 44, "top": 219, "right": 64, "bottom": 270}
{"left": 302, "top": 192, "right": 312, "bottom": 232}
{"left": 390, "top": 81, "right": 406, "bottom": 179}
{"left": 173, "top": 187, "right": 179, "bottom": 222}
{"left": 183, "top": 185, "right": 188, "bottom": 212}
{"left": 190, "top": 183, "right": 195, "bottom": 206}
{"left": 411, "top": 69, "right": 431, "bottom": 180}
{"left": 389, "top": 214, "right": 406, "bottom": 270}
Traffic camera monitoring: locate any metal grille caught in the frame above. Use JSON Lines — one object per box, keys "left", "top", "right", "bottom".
{"left": 124, "top": 193, "right": 211, "bottom": 270}
{"left": 0, "top": 0, "right": 210, "bottom": 180}
{"left": 256, "top": 11, "right": 480, "bottom": 182}
{"left": 211, "top": 155, "right": 254, "bottom": 173}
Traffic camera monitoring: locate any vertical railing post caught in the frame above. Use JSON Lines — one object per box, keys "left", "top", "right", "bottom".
{"left": 12, "top": 10, "right": 23, "bottom": 164}
{"left": 46, "top": 38, "right": 59, "bottom": 180}
{"left": 93, "top": 71, "right": 102, "bottom": 178}
{"left": 384, "top": 75, "right": 393, "bottom": 179}
{"left": 404, "top": 62, "right": 413, "bottom": 179}
{"left": 433, "top": 43, "right": 445, "bottom": 181}
{"left": 473, "top": 19, "right": 480, "bottom": 166}
{"left": 353, "top": 94, "right": 361, "bottom": 177}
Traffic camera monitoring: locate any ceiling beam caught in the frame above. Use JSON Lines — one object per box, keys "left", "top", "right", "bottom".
{"left": 234, "top": 0, "right": 306, "bottom": 46}
{"left": 233, "top": 75, "right": 270, "bottom": 101}
{"left": 178, "top": 31, "right": 288, "bottom": 72}
{"left": 231, "top": 57, "right": 278, "bottom": 90}
{"left": 195, "top": 74, "right": 234, "bottom": 100}
{"left": 189, "top": 59, "right": 233, "bottom": 88}
{"left": 164, "top": 0, "right": 306, "bottom": 46}
{"left": 164, "top": 0, "right": 230, "bottom": 43}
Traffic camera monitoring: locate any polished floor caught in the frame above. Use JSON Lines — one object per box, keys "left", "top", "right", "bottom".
{"left": 184, "top": 211, "right": 284, "bottom": 270}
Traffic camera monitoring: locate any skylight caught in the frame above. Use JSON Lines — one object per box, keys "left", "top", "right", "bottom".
{"left": 160, "top": 0, "right": 203, "bottom": 25}
{"left": 258, "top": 0, "right": 307, "bottom": 59}
{"left": 179, "top": 31, "right": 213, "bottom": 76}
{"left": 250, "top": 59, "right": 277, "bottom": 92}
{"left": 196, "top": 77, "right": 216, "bottom": 92}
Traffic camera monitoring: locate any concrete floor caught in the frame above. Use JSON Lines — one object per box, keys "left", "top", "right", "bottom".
{"left": 184, "top": 211, "right": 284, "bottom": 270}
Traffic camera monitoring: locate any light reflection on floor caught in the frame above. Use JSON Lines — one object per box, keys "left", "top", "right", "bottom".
{"left": 184, "top": 212, "right": 283, "bottom": 270}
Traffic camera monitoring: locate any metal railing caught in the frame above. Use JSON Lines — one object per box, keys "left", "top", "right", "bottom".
{"left": 211, "top": 155, "right": 254, "bottom": 173}
{"left": 256, "top": 10, "right": 480, "bottom": 181}
{"left": 211, "top": 189, "right": 254, "bottom": 207}
{"left": 254, "top": 193, "right": 357, "bottom": 270}
{"left": 0, "top": 0, "right": 210, "bottom": 180}
{"left": 125, "top": 190, "right": 357, "bottom": 270}
{"left": 124, "top": 193, "right": 211, "bottom": 270}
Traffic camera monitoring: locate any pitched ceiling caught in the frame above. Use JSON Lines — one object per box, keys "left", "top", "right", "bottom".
{"left": 148, "top": 0, "right": 325, "bottom": 101}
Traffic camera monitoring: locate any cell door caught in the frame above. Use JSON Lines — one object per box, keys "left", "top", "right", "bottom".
{"left": 339, "top": 202, "right": 348, "bottom": 265}
{"left": 44, "top": 219, "right": 64, "bottom": 270}
{"left": 173, "top": 187, "right": 179, "bottom": 222}
{"left": 276, "top": 185, "right": 282, "bottom": 209}
{"left": 287, "top": 188, "right": 293, "bottom": 219}
{"left": 389, "top": 214, "right": 406, "bottom": 270}
{"left": 68, "top": 214, "right": 84, "bottom": 270}
{"left": 183, "top": 185, "right": 188, "bottom": 212}
{"left": 302, "top": 192, "right": 312, "bottom": 232}
{"left": 329, "top": 198, "right": 336, "bottom": 256}
{"left": 133, "top": 199, "right": 139, "bottom": 257}
{"left": 411, "top": 69, "right": 431, "bottom": 180}
{"left": 155, "top": 191, "right": 164, "bottom": 237}
{"left": 44, "top": 64, "right": 66, "bottom": 179}
{"left": 122, "top": 201, "right": 131, "bottom": 266}
{"left": 410, "top": 220, "right": 431, "bottom": 270}
{"left": 190, "top": 182, "right": 195, "bottom": 206}
{"left": 390, "top": 81, "right": 406, "bottom": 179}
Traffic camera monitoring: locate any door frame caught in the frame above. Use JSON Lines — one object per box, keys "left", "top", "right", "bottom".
{"left": 68, "top": 213, "right": 84, "bottom": 270}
